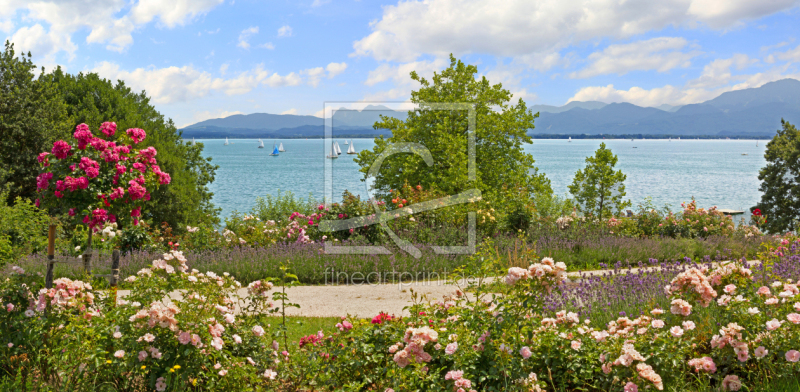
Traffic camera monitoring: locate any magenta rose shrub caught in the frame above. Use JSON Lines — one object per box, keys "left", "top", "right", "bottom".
{"left": 36, "top": 122, "right": 170, "bottom": 231}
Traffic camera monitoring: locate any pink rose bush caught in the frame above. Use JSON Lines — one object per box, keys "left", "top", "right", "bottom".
{"left": 36, "top": 122, "right": 170, "bottom": 230}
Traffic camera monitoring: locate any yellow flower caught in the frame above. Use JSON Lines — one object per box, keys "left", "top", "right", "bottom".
{"left": 169, "top": 369, "right": 175, "bottom": 373}
{"left": 173, "top": 365, "right": 181, "bottom": 369}
{"left": 191, "top": 379, "right": 198, "bottom": 386}
{"left": 106, "top": 360, "right": 112, "bottom": 364}
{"left": 141, "top": 365, "right": 146, "bottom": 370}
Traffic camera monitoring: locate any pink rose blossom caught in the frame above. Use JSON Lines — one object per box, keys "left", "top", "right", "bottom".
{"left": 253, "top": 325, "right": 265, "bottom": 337}
{"left": 114, "top": 350, "right": 125, "bottom": 358}
{"left": 126, "top": 128, "right": 146, "bottom": 144}
{"left": 787, "top": 313, "right": 800, "bottom": 324}
{"left": 519, "top": 346, "right": 531, "bottom": 358}
{"left": 766, "top": 319, "right": 782, "bottom": 331}
{"left": 52, "top": 140, "right": 72, "bottom": 159}
{"left": 754, "top": 346, "right": 768, "bottom": 358}
{"left": 721, "top": 374, "right": 742, "bottom": 391}
{"left": 623, "top": 382, "right": 638, "bottom": 392}
{"left": 787, "top": 350, "right": 800, "bottom": 362}
{"left": 100, "top": 121, "right": 116, "bottom": 137}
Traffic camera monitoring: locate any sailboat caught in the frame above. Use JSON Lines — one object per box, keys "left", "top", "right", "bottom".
{"left": 270, "top": 143, "right": 279, "bottom": 156}
{"left": 344, "top": 140, "right": 349, "bottom": 145}
{"left": 224, "top": 137, "right": 229, "bottom": 146}
{"left": 568, "top": 137, "right": 571, "bottom": 142}
{"left": 669, "top": 137, "right": 671, "bottom": 141}
{"left": 278, "top": 142, "right": 285, "bottom": 152}
{"left": 756, "top": 141, "right": 759, "bottom": 147}
{"left": 326, "top": 141, "right": 338, "bottom": 159}
{"left": 192, "top": 138, "right": 196, "bottom": 146}
{"left": 258, "top": 139, "right": 264, "bottom": 149}
{"left": 335, "top": 142, "right": 342, "bottom": 155}
{"left": 347, "top": 140, "right": 357, "bottom": 154}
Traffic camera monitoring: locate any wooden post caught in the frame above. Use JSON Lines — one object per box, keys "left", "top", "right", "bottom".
{"left": 84, "top": 229, "right": 93, "bottom": 276}
{"left": 45, "top": 225, "right": 56, "bottom": 289}
{"left": 110, "top": 249, "right": 120, "bottom": 306}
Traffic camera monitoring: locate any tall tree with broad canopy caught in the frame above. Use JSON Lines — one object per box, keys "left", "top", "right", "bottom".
{"left": 0, "top": 41, "right": 68, "bottom": 203}
{"left": 754, "top": 119, "right": 800, "bottom": 233}
{"left": 568, "top": 142, "right": 630, "bottom": 219}
{"left": 354, "top": 55, "right": 551, "bottom": 212}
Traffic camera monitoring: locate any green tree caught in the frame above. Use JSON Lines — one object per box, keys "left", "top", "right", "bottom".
{"left": 754, "top": 119, "right": 800, "bottom": 233}
{"left": 0, "top": 41, "right": 68, "bottom": 204}
{"left": 354, "top": 55, "right": 550, "bottom": 211}
{"left": 42, "top": 69, "right": 220, "bottom": 228}
{"left": 568, "top": 142, "right": 630, "bottom": 218}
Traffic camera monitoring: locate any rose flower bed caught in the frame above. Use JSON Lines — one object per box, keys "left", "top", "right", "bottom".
{"left": 3, "top": 241, "right": 800, "bottom": 391}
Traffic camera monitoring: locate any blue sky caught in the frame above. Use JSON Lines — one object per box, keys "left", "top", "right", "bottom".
{"left": 2, "top": 0, "right": 799, "bottom": 128}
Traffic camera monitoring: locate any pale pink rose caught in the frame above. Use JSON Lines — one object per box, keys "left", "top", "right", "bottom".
{"left": 670, "top": 326, "right": 684, "bottom": 338}
{"left": 795, "top": 302, "right": 800, "bottom": 311}
{"left": 650, "top": 308, "right": 664, "bottom": 316}
{"left": 138, "top": 351, "right": 148, "bottom": 362}
{"left": 233, "top": 334, "right": 242, "bottom": 344}
{"left": 766, "top": 319, "right": 782, "bottom": 331}
{"left": 722, "top": 374, "right": 742, "bottom": 391}
{"left": 570, "top": 340, "right": 581, "bottom": 350}
{"left": 218, "top": 369, "right": 227, "bottom": 376}
{"left": 754, "top": 346, "right": 768, "bottom": 358}
{"left": 520, "top": 346, "right": 531, "bottom": 358}
{"left": 737, "top": 350, "right": 749, "bottom": 362}
{"left": 682, "top": 321, "right": 696, "bottom": 330}
{"left": 757, "top": 286, "right": 771, "bottom": 296}
{"left": 724, "top": 284, "right": 736, "bottom": 294}
{"left": 601, "top": 362, "right": 612, "bottom": 374}
{"left": 178, "top": 331, "right": 191, "bottom": 345}
{"left": 766, "top": 298, "right": 779, "bottom": 305}
{"left": 224, "top": 313, "right": 235, "bottom": 324}
{"left": 113, "top": 332, "right": 122, "bottom": 339}
{"left": 651, "top": 320, "right": 665, "bottom": 329}
{"left": 155, "top": 377, "right": 167, "bottom": 391}
{"left": 211, "top": 337, "right": 224, "bottom": 350}
{"left": 253, "top": 325, "right": 265, "bottom": 337}
{"left": 214, "top": 362, "right": 222, "bottom": 369}
{"left": 142, "top": 333, "right": 155, "bottom": 342}
{"left": 747, "top": 307, "right": 760, "bottom": 315}
{"left": 114, "top": 350, "right": 125, "bottom": 358}
{"left": 263, "top": 369, "right": 277, "bottom": 380}
{"left": 786, "top": 350, "right": 800, "bottom": 362}
{"left": 446, "top": 342, "right": 459, "bottom": 355}
{"left": 623, "top": 382, "right": 638, "bottom": 392}
{"left": 787, "top": 313, "right": 800, "bottom": 324}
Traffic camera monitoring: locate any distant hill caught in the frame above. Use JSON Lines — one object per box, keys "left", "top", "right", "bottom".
{"left": 181, "top": 78, "right": 800, "bottom": 138}
{"left": 533, "top": 79, "right": 800, "bottom": 136}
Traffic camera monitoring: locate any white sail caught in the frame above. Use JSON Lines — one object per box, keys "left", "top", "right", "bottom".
{"left": 225, "top": 137, "right": 229, "bottom": 145}
{"left": 327, "top": 141, "right": 338, "bottom": 159}
{"left": 344, "top": 140, "right": 349, "bottom": 145}
{"left": 278, "top": 142, "right": 285, "bottom": 152}
{"left": 568, "top": 137, "right": 571, "bottom": 142}
{"left": 335, "top": 142, "right": 342, "bottom": 155}
{"left": 258, "top": 139, "right": 264, "bottom": 148}
{"left": 347, "top": 140, "right": 356, "bottom": 154}
{"left": 192, "top": 138, "right": 195, "bottom": 145}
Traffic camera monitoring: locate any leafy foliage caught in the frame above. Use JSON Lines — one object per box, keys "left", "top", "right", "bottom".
{"left": 355, "top": 55, "right": 551, "bottom": 215}
{"left": 569, "top": 142, "right": 631, "bottom": 218}
{"left": 754, "top": 119, "right": 800, "bottom": 233}
{"left": 0, "top": 41, "right": 68, "bottom": 204}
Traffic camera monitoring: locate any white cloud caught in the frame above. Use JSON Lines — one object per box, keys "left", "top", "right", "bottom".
{"left": 302, "top": 67, "right": 326, "bottom": 87}
{"left": 1, "top": 0, "right": 225, "bottom": 56}
{"left": 182, "top": 109, "right": 243, "bottom": 128}
{"left": 567, "top": 54, "right": 795, "bottom": 107}
{"left": 774, "top": 44, "right": 800, "bottom": 63}
{"left": 311, "top": 0, "right": 331, "bottom": 7}
{"left": 92, "top": 62, "right": 304, "bottom": 104}
{"left": 220, "top": 63, "right": 229, "bottom": 75}
{"left": 362, "top": 58, "right": 448, "bottom": 101}
{"left": 237, "top": 26, "right": 259, "bottom": 49}
{"left": 281, "top": 108, "right": 298, "bottom": 115}
{"left": 259, "top": 42, "right": 275, "bottom": 49}
{"left": 0, "top": 20, "right": 14, "bottom": 33}
{"left": 570, "top": 37, "right": 700, "bottom": 78}
{"left": 277, "top": 25, "right": 293, "bottom": 37}
{"left": 130, "top": 0, "right": 225, "bottom": 27}
{"left": 326, "top": 62, "right": 347, "bottom": 78}
{"left": 8, "top": 23, "right": 77, "bottom": 61}
{"left": 352, "top": 0, "right": 800, "bottom": 62}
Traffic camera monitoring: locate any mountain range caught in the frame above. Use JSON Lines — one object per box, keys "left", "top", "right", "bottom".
{"left": 181, "top": 79, "right": 800, "bottom": 138}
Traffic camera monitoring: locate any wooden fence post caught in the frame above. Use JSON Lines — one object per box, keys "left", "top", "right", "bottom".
{"left": 110, "top": 249, "right": 120, "bottom": 306}
{"left": 84, "top": 229, "right": 93, "bottom": 276}
{"left": 45, "top": 225, "right": 56, "bottom": 289}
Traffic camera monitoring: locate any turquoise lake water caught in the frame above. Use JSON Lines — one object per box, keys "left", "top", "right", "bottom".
{"left": 198, "top": 138, "right": 769, "bottom": 219}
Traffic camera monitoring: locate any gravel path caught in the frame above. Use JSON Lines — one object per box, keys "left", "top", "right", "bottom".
{"left": 117, "top": 261, "right": 735, "bottom": 318}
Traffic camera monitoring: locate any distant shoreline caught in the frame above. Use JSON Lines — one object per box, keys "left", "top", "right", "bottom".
{"left": 181, "top": 134, "right": 773, "bottom": 140}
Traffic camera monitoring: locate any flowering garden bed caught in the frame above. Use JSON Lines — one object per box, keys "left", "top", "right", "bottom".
{"left": 1, "top": 235, "right": 800, "bottom": 391}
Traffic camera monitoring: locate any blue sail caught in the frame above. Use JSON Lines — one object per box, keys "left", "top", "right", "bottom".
{"left": 272, "top": 145, "right": 279, "bottom": 155}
